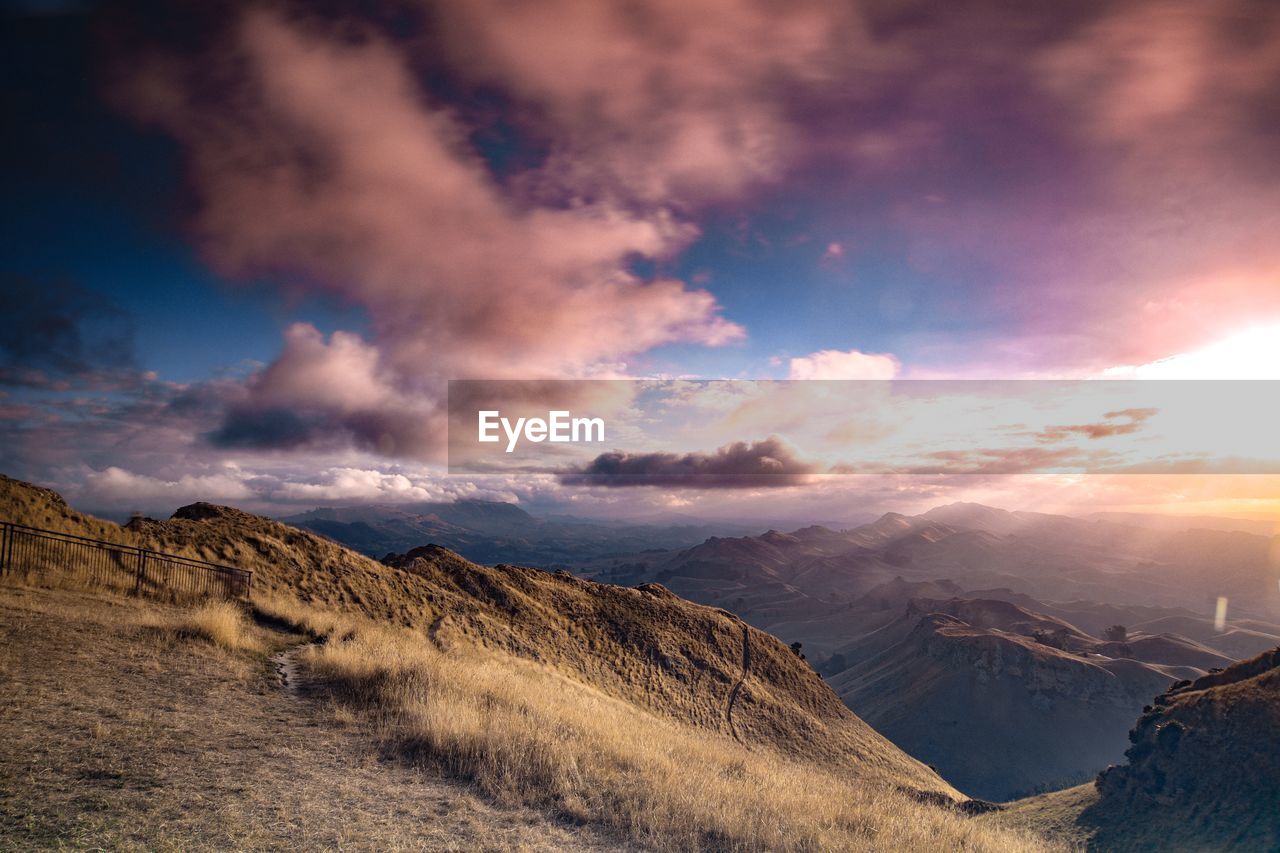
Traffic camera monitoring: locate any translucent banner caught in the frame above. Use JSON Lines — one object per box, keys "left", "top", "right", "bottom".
{"left": 447, "top": 380, "right": 1280, "bottom": 483}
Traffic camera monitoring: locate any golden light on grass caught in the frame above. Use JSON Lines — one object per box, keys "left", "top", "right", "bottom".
{"left": 162, "top": 600, "right": 261, "bottom": 652}
{"left": 294, "top": 614, "right": 1051, "bottom": 853}
{"left": 1214, "top": 596, "right": 1229, "bottom": 633}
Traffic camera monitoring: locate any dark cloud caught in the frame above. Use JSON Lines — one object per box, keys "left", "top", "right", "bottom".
{"left": 0, "top": 274, "right": 141, "bottom": 389}
{"left": 207, "top": 404, "right": 445, "bottom": 457}
{"left": 562, "top": 437, "right": 815, "bottom": 489}
{"left": 206, "top": 407, "right": 317, "bottom": 450}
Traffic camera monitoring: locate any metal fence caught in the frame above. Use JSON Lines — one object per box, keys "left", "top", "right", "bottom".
{"left": 0, "top": 520, "right": 251, "bottom": 600}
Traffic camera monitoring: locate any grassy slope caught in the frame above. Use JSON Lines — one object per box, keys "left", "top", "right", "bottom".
{"left": 0, "top": 476, "right": 1056, "bottom": 850}
{"left": 0, "top": 586, "right": 614, "bottom": 851}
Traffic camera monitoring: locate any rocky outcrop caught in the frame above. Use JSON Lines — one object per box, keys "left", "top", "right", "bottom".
{"left": 1093, "top": 647, "right": 1280, "bottom": 849}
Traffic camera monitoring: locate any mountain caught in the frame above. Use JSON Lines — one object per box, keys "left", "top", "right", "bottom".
{"left": 577, "top": 504, "right": 1280, "bottom": 661}
{"left": 1128, "top": 614, "right": 1280, "bottom": 660}
{"left": 829, "top": 600, "right": 1183, "bottom": 800}
{"left": 1091, "top": 647, "right": 1280, "bottom": 849}
{"left": 281, "top": 501, "right": 757, "bottom": 568}
{"left": 284, "top": 499, "right": 1280, "bottom": 630}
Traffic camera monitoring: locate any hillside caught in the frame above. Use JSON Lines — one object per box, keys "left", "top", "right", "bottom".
{"left": 991, "top": 646, "right": 1280, "bottom": 851}
{"left": 0, "top": 475, "right": 1052, "bottom": 850}
{"left": 1091, "top": 647, "right": 1280, "bottom": 849}
{"left": 829, "top": 602, "right": 1180, "bottom": 800}
{"left": 3, "top": 476, "right": 944, "bottom": 790}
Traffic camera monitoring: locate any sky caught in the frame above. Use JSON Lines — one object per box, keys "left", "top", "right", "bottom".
{"left": 3, "top": 0, "right": 1280, "bottom": 524}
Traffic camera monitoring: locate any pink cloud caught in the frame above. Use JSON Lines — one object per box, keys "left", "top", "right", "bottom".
{"left": 437, "top": 0, "right": 868, "bottom": 205}
{"left": 119, "top": 10, "right": 755, "bottom": 457}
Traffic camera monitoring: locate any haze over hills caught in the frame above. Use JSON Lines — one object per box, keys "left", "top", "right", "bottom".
{"left": 281, "top": 501, "right": 759, "bottom": 568}
{"left": 828, "top": 599, "right": 1207, "bottom": 800}
{"left": 1085, "top": 511, "right": 1280, "bottom": 537}
{"left": 282, "top": 498, "right": 1280, "bottom": 628}
{"left": 266, "top": 495, "right": 1280, "bottom": 803}
{"left": 576, "top": 502, "right": 1280, "bottom": 633}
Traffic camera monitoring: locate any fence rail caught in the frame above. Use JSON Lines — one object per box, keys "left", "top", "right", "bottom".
{"left": 0, "top": 520, "right": 251, "bottom": 600}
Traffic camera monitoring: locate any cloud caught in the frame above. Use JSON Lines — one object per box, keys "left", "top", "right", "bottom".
{"left": 437, "top": 0, "right": 869, "bottom": 206}
{"left": 1036, "top": 2, "right": 1280, "bottom": 152}
{"left": 208, "top": 323, "right": 443, "bottom": 458}
{"left": 562, "top": 436, "right": 816, "bottom": 488}
{"left": 82, "top": 465, "right": 254, "bottom": 505}
{"left": 895, "top": 446, "right": 1101, "bottom": 476}
{"left": 207, "top": 408, "right": 318, "bottom": 451}
{"left": 1101, "top": 324, "right": 1280, "bottom": 379}
{"left": 1036, "top": 408, "right": 1158, "bottom": 443}
{"left": 120, "top": 9, "right": 746, "bottom": 457}
{"left": 265, "top": 467, "right": 455, "bottom": 504}
{"left": 0, "top": 275, "right": 143, "bottom": 390}
{"left": 788, "top": 349, "right": 900, "bottom": 380}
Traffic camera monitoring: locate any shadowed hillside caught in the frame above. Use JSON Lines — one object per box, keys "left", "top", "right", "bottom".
{"left": 1089, "top": 647, "right": 1280, "bottom": 850}
{"left": 830, "top": 600, "right": 1181, "bottom": 800}
{"left": 988, "top": 646, "right": 1280, "bottom": 851}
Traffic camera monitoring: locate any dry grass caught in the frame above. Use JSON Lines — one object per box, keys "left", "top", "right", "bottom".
{"left": 0, "top": 586, "right": 626, "bottom": 851}
{"left": 158, "top": 600, "right": 262, "bottom": 653}
{"left": 291, "top": 612, "right": 1055, "bottom": 852}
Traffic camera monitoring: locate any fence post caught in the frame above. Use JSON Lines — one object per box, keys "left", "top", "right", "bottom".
{"left": 134, "top": 549, "right": 147, "bottom": 595}
{"left": 0, "top": 523, "right": 8, "bottom": 573}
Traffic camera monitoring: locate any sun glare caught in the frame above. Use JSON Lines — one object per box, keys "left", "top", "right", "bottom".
{"left": 1114, "top": 322, "right": 1280, "bottom": 379}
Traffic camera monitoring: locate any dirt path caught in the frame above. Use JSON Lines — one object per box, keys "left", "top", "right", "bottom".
{"left": 0, "top": 586, "right": 625, "bottom": 851}
{"left": 726, "top": 623, "right": 751, "bottom": 742}
{"left": 270, "top": 642, "right": 316, "bottom": 695}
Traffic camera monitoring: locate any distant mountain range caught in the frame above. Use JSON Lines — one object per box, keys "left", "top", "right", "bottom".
{"left": 574, "top": 501, "right": 1280, "bottom": 799}
{"left": 280, "top": 500, "right": 759, "bottom": 567}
